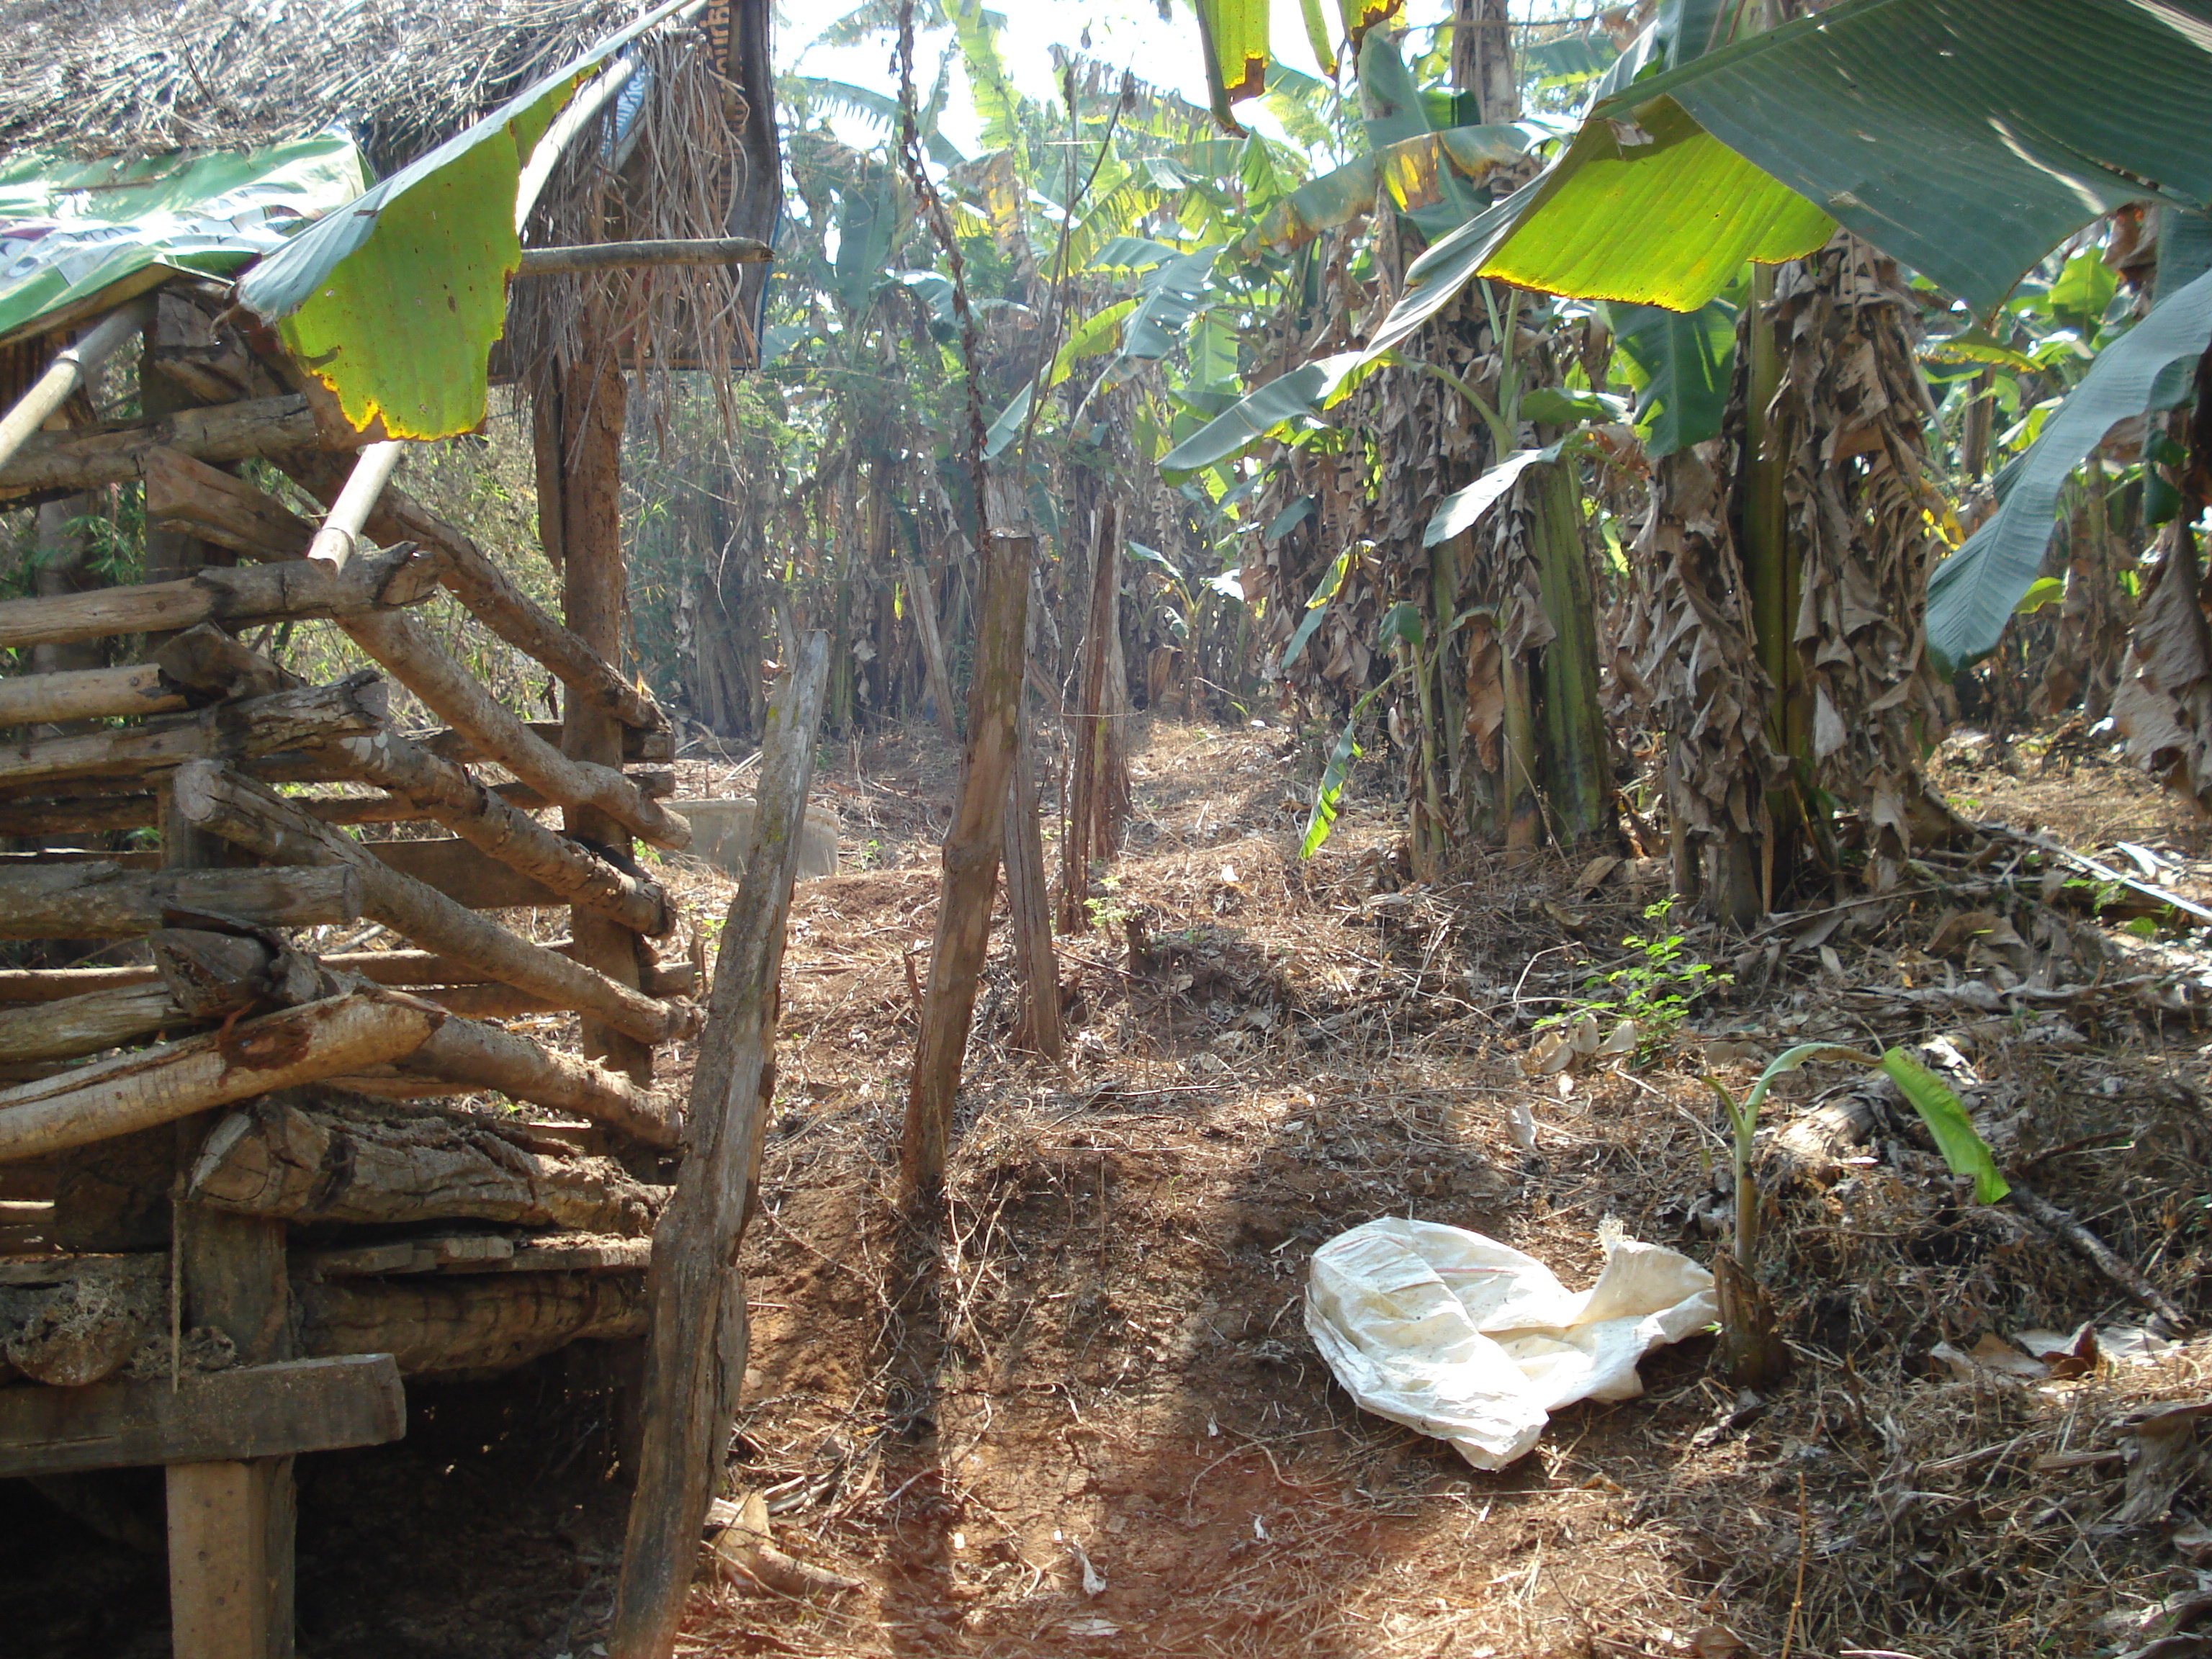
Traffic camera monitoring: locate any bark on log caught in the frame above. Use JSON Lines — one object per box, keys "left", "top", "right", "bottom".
{"left": 152, "top": 625, "right": 300, "bottom": 701}
{"left": 0, "top": 983, "right": 188, "bottom": 1064}
{"left": 0, "top": 863, "right": 361, "bottom": 938}
{"left": 902, "top": 539, "right": 1030, "bottom": 1200}
{"left": 0, "top": 989, "right": 441, "bottom": 1164}
{"left": 186, "top": 1099, "right": 665, "bottom": 1233}
{"left": 0, "top": 393, "right": 359, "bottom": 503}
{"left": 171, "top": 762, "right": 690, "bottom": 1046}
{"left": 297, "top": 1271, "right": 647, "bottom": 1378}
{"left": 0, "top": 542, "right": 443, "bottom": 649}
{"left": 329, "top": 728, "right": 671, "bottom": 934}
{"left": 143, "top": 447, "right": 316, "bottom": 560}
{"left": 0, "top": 1251, "right": 165, "bottom": 1385}
{"left": 611, "top": 635, "right": 830, "bottom": 1659}
{"left": 315, "top": 948, "right": 696, "bottom": 999}
{"left": 304, "top": 769, "right": 675, "bottom": 830}
{"left": 0, "top": 664, "right": 186, "bottom": 729}
{"left": 403, "top": 1017, "right": 681, "bottom": 1147}
{"left": 0, "top": 671, "right": 387, "bottom": 791}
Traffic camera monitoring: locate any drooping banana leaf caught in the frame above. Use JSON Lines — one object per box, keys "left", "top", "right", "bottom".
{"left": 1158, "top": 350, "right": 1391, "bottom": 477}
{"left": 1422, "top": 444, "right": 1563, "bottom": 547}
{"left": 1604, "top": 291, "right": 1740, "bottom": 457}
{"left": 1925, "top": 264, "right": 2212, "bottom": 675}
{"left": 237, "top": 0, "right": 702, "bottom": 439}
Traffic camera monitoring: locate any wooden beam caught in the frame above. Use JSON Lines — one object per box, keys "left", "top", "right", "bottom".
{"left": 279, "top": 463, "right": 667, "bottom": 734}
{"left": 403, "top": 1015, "right": 681, "bottom": 1146}
{"left": 0, "top": 981, "right": 185, "bottom": 1064}
{"left": 0, "top": 663, "right": 186, "bottom": 728}
{"left": 186, "top": 1099, "right": 665, "bottom": 1233}
{"left": 333, "top": 608, "right": 689, "bottom": 849}
{"left": 0, "top": 394, "right": 365, "bottom": 503}
{"left": 0, "top": 1356, "right": 404, "bottom": 1478}
{"left": 144, "top": 448, "right": 317, "bottom": 559}
{"left": 515, "top": 236, "right": 773, "bottom": 275}
{"left": 171, "top": 762, "right": 691, "bottom": 1046}
{"left": 0, "top": 863, "right": 361, "bottom": 939}
{"left": 297, "top": 1270, "right": 648, "bottom": 1378}
{"left": 0, "top": 542, "right": 445, "bottom": 649}
{"left": 0, "top": 989, "right": 441, "bottom": 1164}
{"left": 0, "top": 671, "right": 387, "bottom": 791}
{"left": 610, "top": 636, "right": 830, "bottom": 1659}
{"left": 332, "top": 730, "right": 672, "bottom": 932}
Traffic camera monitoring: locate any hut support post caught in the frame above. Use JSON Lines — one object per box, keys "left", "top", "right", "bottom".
{"left": 609, "top": 636, "right": 829, "bottom": 1659}
{"left": 148, "top": 307, "right": 301, "bottom": 1659}
{"left": 546, "top": 324, "right": 652, "bottom": 1084}
{"left": 901, "top": 534, "right": 1031, "bottom": 1200}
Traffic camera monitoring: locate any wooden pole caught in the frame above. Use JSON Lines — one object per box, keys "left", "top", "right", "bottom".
{"left": 0, "top": 297, "right": 156, "bottom": 475}
{"left": 901, "top": 536, "right": 1030, "bottom": 1200}
{"left": 1002, "top": 683, "right": 1063, "bottom": 1063}
{"left": 547, "top": 315, "right": 655, "bottom": 1082}
{"left": 0, "top": 663, "right": 185, "bottom": 728}
{"left": 0, "top": 393, "right": 363, "bottom": 503}
{"left": 608, "top": 634, "right": 829, "bottom": 1659}
{"left": 1058, "top": 505, "right": 1123, "bottom": 932}
{"left": 170, "top": 762, "right": 690, "bottom": 1046}
{"left": 0, "top": 862, "right": 361, "bottom": 938}
{"left": 0, "top": 542, "right": 444, "bottom": 650}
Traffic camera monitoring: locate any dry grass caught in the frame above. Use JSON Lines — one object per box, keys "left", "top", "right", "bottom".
{"left": 600, "top": 713, "right": 2212, "bottom": 1659}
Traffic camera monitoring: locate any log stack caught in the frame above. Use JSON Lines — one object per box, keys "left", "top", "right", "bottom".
{"left": 0, "top": 281, "right": 710, "bottom": 1478}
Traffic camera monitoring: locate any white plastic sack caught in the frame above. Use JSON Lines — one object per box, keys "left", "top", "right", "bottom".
{"left": 1305, "top": 1215, "right": 1717, "bottom": 1470}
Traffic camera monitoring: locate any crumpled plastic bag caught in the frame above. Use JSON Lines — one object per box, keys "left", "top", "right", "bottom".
{"left": 1305, "top": 1215, "right": 1717, "bottom": 1470}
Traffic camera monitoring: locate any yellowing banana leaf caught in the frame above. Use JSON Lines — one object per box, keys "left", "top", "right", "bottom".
{"left": 237, "top": 0, "right": 700, "bottom": 439}
{"left": 1481, "top": 96, "right": 1832, "bottom": 310}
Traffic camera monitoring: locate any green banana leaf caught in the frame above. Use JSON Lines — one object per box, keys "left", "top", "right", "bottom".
{"left": 1880, "top": 1048, "right": 2009, "bottom": 1203}
{"left": 1925, "top": 264, "right": 2212, "bottom": 675}
{"left": 1423, "top": 444, "right": 1563, "bottom": 546}
{"left": 1605, "top": 292, "right": 1739, "bottom": 457}
{"left": 238, "top": 0, "right": 702, "bottom": 438}
{"left": 1486, "top": 0, "right": 2212, "bottom": 318}
{"left": 1158, "top": 349, "right": 1388, "bottom": 477}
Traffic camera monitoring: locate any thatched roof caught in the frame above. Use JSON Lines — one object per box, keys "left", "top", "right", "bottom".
{"left": 0, "top": 0, "right": 644, "bottom": 171}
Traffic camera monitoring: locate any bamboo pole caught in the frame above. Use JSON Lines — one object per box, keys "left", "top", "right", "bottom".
{"left": 902, "top": 536, "right": 1030, "bottom": 1200}
{"left": 303, "top": 441, "right": 404, "bottom": 571}
{"left": 0, "top": 297, "right": 156, "bottom": 476}
{"left": 608, "top": 634, "right": 828, "bottom": 1659}
{"left": 171, "top": 762, "right": 691, "bottom": 1046}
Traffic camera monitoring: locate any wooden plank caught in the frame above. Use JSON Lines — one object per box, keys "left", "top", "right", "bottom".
{"left": 0, "top": 1355, "right": 405, "bottom": 1476}
{"left": 168, "top": 1459, "right": 289, "bottom": 1659}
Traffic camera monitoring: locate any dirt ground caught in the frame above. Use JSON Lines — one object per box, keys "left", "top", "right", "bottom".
{"left": 14, "top": 713, "right": 2212, "bottom": 1659}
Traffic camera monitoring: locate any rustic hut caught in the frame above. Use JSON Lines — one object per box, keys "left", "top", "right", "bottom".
{"left": 0, "top": 0, "right": 794, "bottom": 1652}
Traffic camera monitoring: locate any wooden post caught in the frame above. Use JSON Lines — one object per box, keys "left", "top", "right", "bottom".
{"left": 1002, "top": 614, "right": 1062, "bottom": 1063}
{"left": 907, "top": 562, "right": 958, "bottom": 741}
{"left": 901, "top": 535, "right": 1030, "bottom": 1200}
{"left": 608, "top": 635, "right": 830, "bottom": 1659}
{"left": 547, "top": 319, "right": 653, "bottom": 1084}
{"left": 1058, "top": 505, "right": 1130, "bottom": 932}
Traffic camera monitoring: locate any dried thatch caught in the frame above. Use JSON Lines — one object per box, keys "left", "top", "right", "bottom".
{"left": 0, "top": 0, "right": 642, "bottom": 173}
